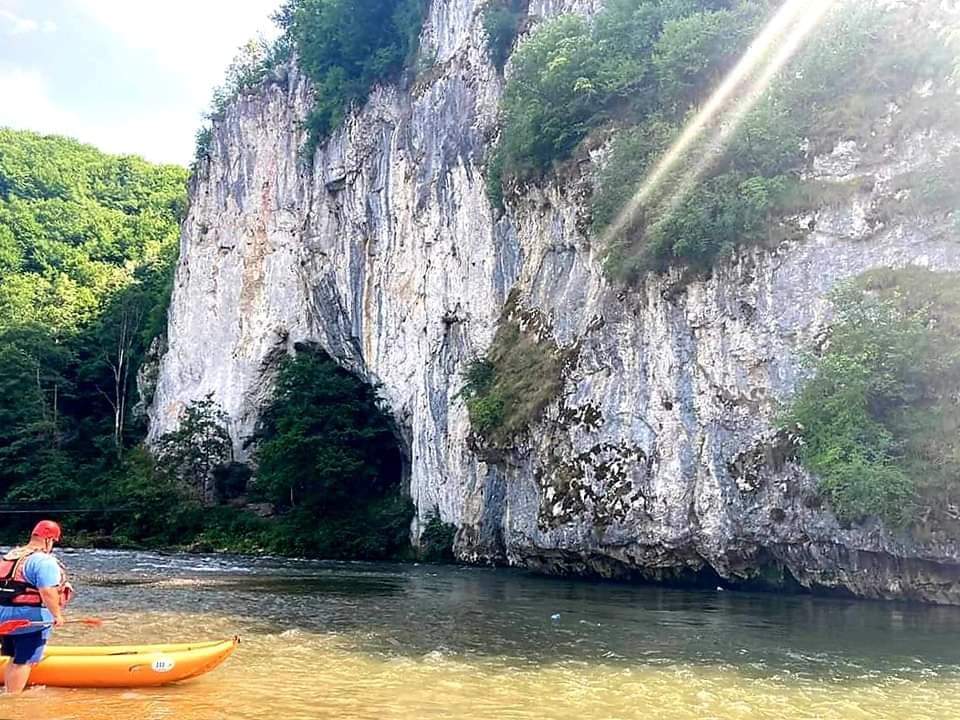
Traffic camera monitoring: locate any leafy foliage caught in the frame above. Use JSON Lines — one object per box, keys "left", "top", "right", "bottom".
{"left": 462, "top": 358, "right": 508, "bottom": 435}
{"left": 463, "top": 297, "right": 566, "bottom": 445}
{"left": 210, "top": 39, "right": 281, "bottom": 118}
{"left": 485, "top": 146, "right": 506, "bottom": 214}
{"left": 493, "top": 1, "right": 768, "bottom": 187}
{"left": 483, "top": 0, "right": 527, "bottom": 71}
{"left": 418, "top": 507, "right": 457, "bottom": 563}
{"left": 0, "top": 131, "right": 250, "bottom": 549}
{"left": 595, "top": 1, "right": 957, "bottom": 278}
{"left": 276, "top": 0, "right": 427, "bottom": 156}
{"left": 467, "top": 392, "right": 507, "bottom": 437}
{"left": 880, "top": 148, "right": 960, "bottom": 226}
{"left": 252, "top": 348, "right": 413, "bottom": 559}
{"left": 155, "top": 395, "right": 233, "bottom": 502}
{"left": 195, "top": 0, "right": 428, "bottom": 165}
{"left": 495, "top": 14, "right": 597, "bottom": 181}
{"left": 0, "top": 129, "right": 186, "bottom": 330}
{"left": 784, "top": 269, "right": 960, "bottom": 530}
{"left": 0, "top": 129, "right": 187, "bottom": 504}
{"left": 68, "top": 447, "right": 214, "bottom": 549}
{"left": 490, "top": 0, "right": 955, "bottom": 277}
{"left": 192, "top": 127, "right": 214, "bottom": 171}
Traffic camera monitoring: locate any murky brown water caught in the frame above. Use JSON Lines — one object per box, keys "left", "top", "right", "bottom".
{"left": 2, "top": 550, "right": 960, "bottom": 719}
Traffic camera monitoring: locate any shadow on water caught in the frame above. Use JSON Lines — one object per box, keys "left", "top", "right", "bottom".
{"left": 63, "top": 550, "right": 960, "bottom": 682}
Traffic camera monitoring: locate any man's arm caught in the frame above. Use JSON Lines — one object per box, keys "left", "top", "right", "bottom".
{"left": 37, "top": 587, "right": 64, "bottom": 628}
{"left": 26, "top": 555, "right": 66, "bottom": 629}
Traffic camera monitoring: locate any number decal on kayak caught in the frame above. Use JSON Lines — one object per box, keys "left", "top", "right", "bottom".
{"left": 151, "top": 657, "right": 176, "bottom": 673}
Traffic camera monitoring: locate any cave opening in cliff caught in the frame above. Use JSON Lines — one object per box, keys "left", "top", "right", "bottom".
{"left": 250, "top": 342, "right": 411, "bottom": 559}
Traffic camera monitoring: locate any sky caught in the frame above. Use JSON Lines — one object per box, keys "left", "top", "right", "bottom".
{"left": 0, "top": 0, "right": 281, "bottom": 166}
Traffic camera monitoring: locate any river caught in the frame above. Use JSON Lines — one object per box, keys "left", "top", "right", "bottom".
{"left": 2, "top": 550, "right": 960, "bottom": 719}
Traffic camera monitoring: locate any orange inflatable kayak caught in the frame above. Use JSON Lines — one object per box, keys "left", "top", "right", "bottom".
{"left": 0, "top": 637, "right": 239, "bottom": 688}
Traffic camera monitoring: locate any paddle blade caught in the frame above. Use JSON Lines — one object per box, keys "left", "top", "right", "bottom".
{"left": 0, "top": 619, "right": 31, "bottom": 635}
{"left": 76, "top": 617, "right": 104, "bottom": 627}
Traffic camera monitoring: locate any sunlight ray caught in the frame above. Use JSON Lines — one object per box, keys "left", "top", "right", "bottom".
{"left": 599, "top": 0, "right": 840, "bottom": 248}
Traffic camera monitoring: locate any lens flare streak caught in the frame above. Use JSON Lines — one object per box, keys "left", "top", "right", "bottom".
{"left": 600, "top": 0, "right": 841, "bottom": 248}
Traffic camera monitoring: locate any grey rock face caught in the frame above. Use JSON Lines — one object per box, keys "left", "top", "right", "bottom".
{"left": 150, "top": 1, "right": 960, "bottom": 602}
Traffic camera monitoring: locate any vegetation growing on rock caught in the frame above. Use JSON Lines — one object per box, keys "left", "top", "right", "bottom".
{"left": 489, "top": 1, "right": 774, "bottom": 193}
{"left": 462, "top": 294, "right": 569, "bottom": 446}
{"left": 193, "top": 39, "right": 282, "bottom": 168}
{"left": 784, "top": 268, "right": 960, "bottom": 533}
{"left": 194, "top": 0, "right": 429, "bottom": 166}
{"left": 487, "top": 0, "right": 958, "bottom": 280}
{"left": 482, "top": 0, "right": 527, "bottom": 71}
{"left": 878, "top": 148, "right": 960, "bottom": 232}
{"left": 278, "top": 0, "right": 428, "bottom": 157}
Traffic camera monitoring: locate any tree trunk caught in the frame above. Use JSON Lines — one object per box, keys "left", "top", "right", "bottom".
{"left": 99, "top": 302, "right": 143, "bottom": 460}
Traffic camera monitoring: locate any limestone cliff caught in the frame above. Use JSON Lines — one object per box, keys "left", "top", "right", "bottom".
{"left": 149, "top": 0, "right": 960, "bottom": 602}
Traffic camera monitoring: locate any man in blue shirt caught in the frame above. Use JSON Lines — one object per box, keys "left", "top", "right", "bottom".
{"left": 0, "top": 520, "right": 70, "bottom": 694}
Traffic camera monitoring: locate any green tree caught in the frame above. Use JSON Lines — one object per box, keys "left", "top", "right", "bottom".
{"left": 255, "top": 350, "right": 399, "bottom": 510}
{"left": 155, "top": 395, "right": 233, "bottom": 503}
{"left": 0, "top": 324, "right": 76, "bottom": 499}
{"left": 276, "top": 0, "right": 427, "bottom": 154}
{"left": 210, "top": 38, "right": 275, "bottom": 117}
{"left": 785, "top": 270, "right": 960, "bottom": 529}
{"left": 253, "top": 349, "right": 412, "bottom": 558}
{"left": 498, "top": 15, "right": 599, "bottom": 180}
{"left": 419, "top": 507, "right": 457, "bottom": 562}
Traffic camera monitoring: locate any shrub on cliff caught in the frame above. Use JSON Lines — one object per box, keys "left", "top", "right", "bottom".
{"left": 483, "top": 0, "right": 527, "bottom": 71}
{"left": 194, "top": 39, "right": 281, "bottom": 168}
{"left": 492, "top": 1, "right": 955, "bottom": 279}
{"left": 461, "top": 298, "right": 567, "bottom": 445}
{"left": 784, "top": 269, "right": 960, "bottom": 532}
{"left": 598, "top": 1, "right": 958, "bottom": 278}
{"left": 196, "top": 0, "right": 429, "bottom": 164}
{"left": 276, "top": 0, "right": 428, "bottom": 156}
{"left": 493, "top": 1, "right": 767, "bottom": 187}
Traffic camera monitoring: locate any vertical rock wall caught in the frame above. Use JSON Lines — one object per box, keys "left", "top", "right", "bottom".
{"left": 150, "top": 0, "right": 960, "bottom": 602}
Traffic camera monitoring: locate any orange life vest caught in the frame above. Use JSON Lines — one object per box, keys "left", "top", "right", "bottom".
{"left": 0, "top": 547, "right": 73, "bottom": 608}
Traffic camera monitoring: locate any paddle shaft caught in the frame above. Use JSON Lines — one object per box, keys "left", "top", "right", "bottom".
{"left": 0, "top": 617, "right": 105, "bottom": 634}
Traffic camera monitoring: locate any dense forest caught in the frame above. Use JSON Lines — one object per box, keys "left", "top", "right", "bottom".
{"left": 0, "top": 128, "right": 186, "bottom": 533}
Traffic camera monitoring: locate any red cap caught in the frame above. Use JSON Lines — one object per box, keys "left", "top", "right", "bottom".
{"left": 31, "top": 520, "right": 62, "bottom": 541}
